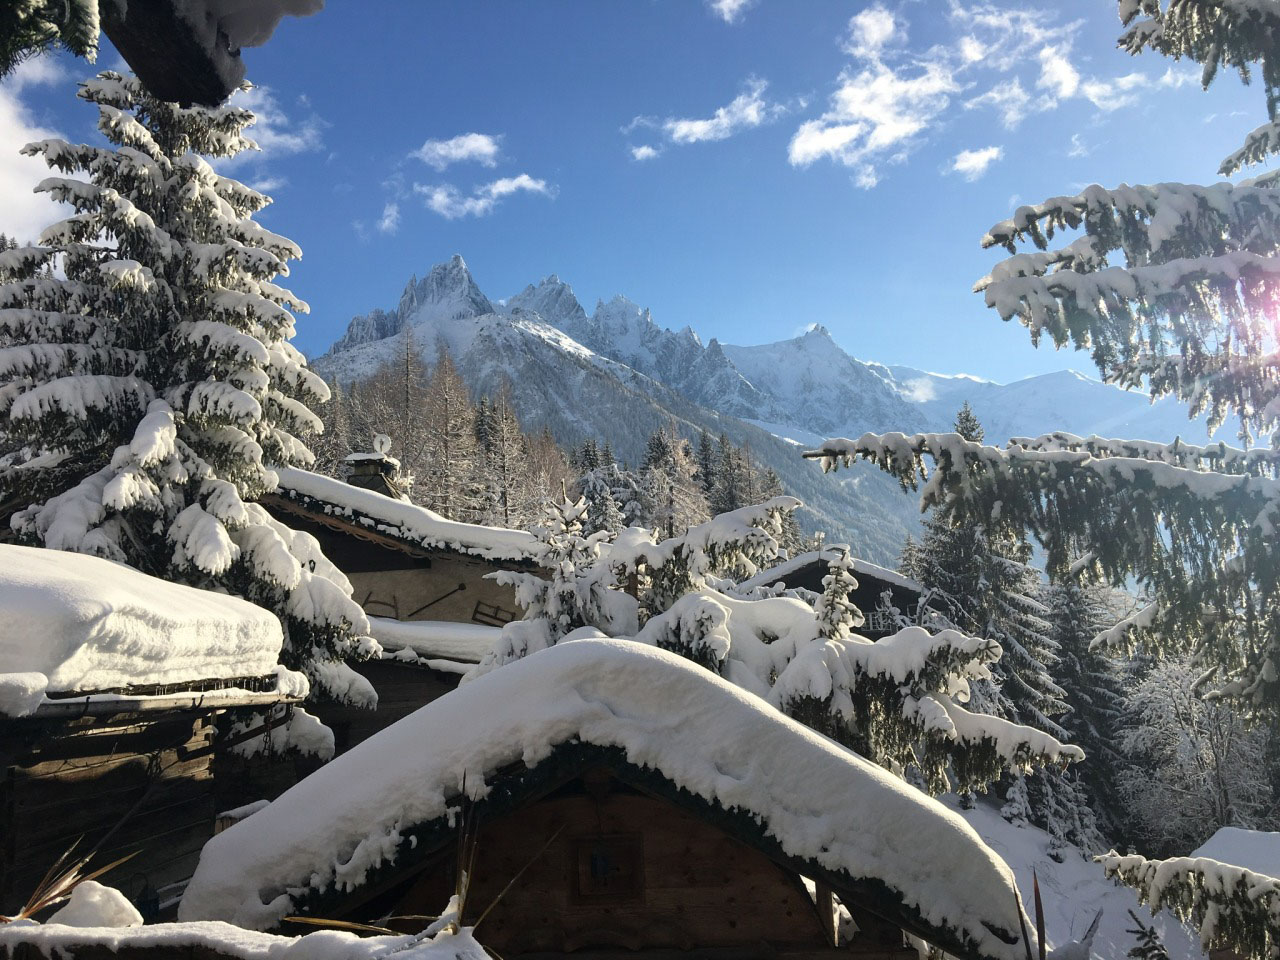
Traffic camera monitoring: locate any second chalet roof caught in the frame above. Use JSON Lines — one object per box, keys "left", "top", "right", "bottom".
{"left": 1192, "top": 827, "right": 1280, "bottom": 880}
{"left": 0, "top": 545, "right": 304, "bottom": 716}
{"left": 272, "top": 467, "right": 537, "bottom": 562}
{"left": 738, "top": 546, "right": 923, "bottom": 594}
{"left": 180, "top": 638, "right": 1031, "bottom": 960}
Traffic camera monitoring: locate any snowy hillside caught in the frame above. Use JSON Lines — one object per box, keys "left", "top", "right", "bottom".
{"left": 952, "top": 798, "right": 1201, "bottom": 960}
{"left": 313, "top": 256, "right": 1228, "bottom": 560}
{"left": 881, "top": 365, "right": 1237, "bottom": 445}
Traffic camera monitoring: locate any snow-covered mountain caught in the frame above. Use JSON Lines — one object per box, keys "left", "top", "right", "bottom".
{"left": 313, "top": 257, "right": 920, "bottom": 561}
{"left": 313, "top": 255, "right": 1229, "bottom": 559}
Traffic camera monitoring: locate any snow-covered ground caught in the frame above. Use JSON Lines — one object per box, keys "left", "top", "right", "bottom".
{"left": 951, "top": 797, "right": 1202, "bottom": 960}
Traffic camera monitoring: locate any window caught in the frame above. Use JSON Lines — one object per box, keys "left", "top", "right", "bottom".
{"left": 572, "top": 834, "right": 644, "bottom": 903}
{"left": 865, "top": 610, "right": 894, "bottom": 634}
{"left": 472, "top": 600, "right": 518, "bottom": 626}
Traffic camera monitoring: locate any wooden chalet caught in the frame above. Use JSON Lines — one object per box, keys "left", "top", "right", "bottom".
{"left": 182, "top": 640, "right": 1034, "bottom": 960}
{"left": 737, "top": 549, "right": 927, "bottom": 639}
{"left": 0, "top": 546, "right": 305, "bottom": 921}
{"left": 261, "top": 456, "right": 537, "bottom": 754}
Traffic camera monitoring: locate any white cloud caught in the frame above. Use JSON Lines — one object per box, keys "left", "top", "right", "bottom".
{"left": 378, "top": 201, "right": 400, "bottom": 233}
{"left": 1081, "top": 72, "right": 1152, "bottom": 111}
{"left": 631, "top": 144, "right": 659, "bottom": 161}
{"left": 411, "top": 132, "right": 501, "bottom": 171}
{"left": 951, "top": 145, "right": 1002, "bottom": 180}
{"left": 413, "top": 174, "right": 551, "bottom": 219}
{"left": 708, "top": 0, "right": 753, "bottom": 24}
{"left": 664, "top": 77, "right": 787, "bottom": 144}
{"left": 1036, "top": 44, "right": 1080, "bottom": 100}
{"left": 966, "top": 78, "right": 1034, "bottom": 129}
{"left": 846, "top": 6, "right": 897, "bottom": 59}
{"left": 224, "top": 84, "right": 324, "bottom": 166}
{"left": 787, "top": 56, "right": 959, "bottom": 185}
{"left": 1067, "top": 133, "right": 1090, "bottom": 157}
{"left": 791, "top": 2, "right": 1198, "bottom": 189}
{"left": 0, "top": 57, "right": 68, "bottom": 244}
{"left": 249, "top": 174, "right": 288, "bottom": 193}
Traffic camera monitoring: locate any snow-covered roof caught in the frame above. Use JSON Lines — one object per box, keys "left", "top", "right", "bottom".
{"left": 0, "top": 544, "right": 300, "bottom": 716}
{"left": 368, "top": 616, "right": 499, "bottom": 665}
{"left": 0, "top": 919, "right": 487, "bottom": 960}
{"left": 181, "top": 639, "right": 1030, "bottom": 960}
{"left": 1192, "top": 827, "right": 1280, "bottom": 880}
{"left": 272, "top": 467, "right": 537, "bottom": 562}
{"left": 738, "top": 547, "right": 923, "bottom": 594}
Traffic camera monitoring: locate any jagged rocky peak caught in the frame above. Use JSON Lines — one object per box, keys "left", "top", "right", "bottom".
{"left": 327, "top": 255, "right": 495, "bottom": 355}
{"left": 507, "top": 273, "right": 587, "bottom": 328}
{"left": 398, "top": 254, "right": 495, "bottom": 321}
{"left": 592, "top": 294, "right": 654, "bottom": 337}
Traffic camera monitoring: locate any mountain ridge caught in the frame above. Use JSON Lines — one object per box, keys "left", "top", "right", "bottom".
{"left": 311, "top": 255, "right": 1229, "bottom": 560}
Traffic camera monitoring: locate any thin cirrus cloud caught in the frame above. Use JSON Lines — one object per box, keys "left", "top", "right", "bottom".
{"left": 665, "top": 77, "right": 788, "bottom": 144}
{"left": 707, "top": 0, "right": 753, "bottom": 24}
{"left": 216, "top": 84, "right": 325, "bottom": 172}
{"left": 625, "top": 77, "right": 788, "bottom": 159}
{"left": 410, "top": 132, "right": 501, "bottom": 171}
{"left": 951, "top": 145, "right": 1002, "bottom": 181}
{"left": 377, "top": 202, "right": 400, "bottom": 233}
{"left": 412, "top": 174, "right": 552, "bottom": 220}
{"left": 791, "top": 3, "right": 1200, "bottom": 189}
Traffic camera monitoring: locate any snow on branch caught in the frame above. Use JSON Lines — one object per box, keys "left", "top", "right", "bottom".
{"left": 1099, "top": 851, "right": 1280, "bottom": 960}
{"left": 803, "top": 430, "right": 1280, "bottom": 714}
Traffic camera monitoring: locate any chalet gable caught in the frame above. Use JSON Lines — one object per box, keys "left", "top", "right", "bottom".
{"left": 181, "top": 640, "right": 1032, "bottom": 960}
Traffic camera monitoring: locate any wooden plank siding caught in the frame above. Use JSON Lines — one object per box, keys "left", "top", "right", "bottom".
{"left": 387, "top": 786, "right": 915, "bottom": 958}
{"left": 0, "top": 712, "right": 217, "bottom": 919}
{"left": 315, "top": 659, "right": 462, "bottom": 756}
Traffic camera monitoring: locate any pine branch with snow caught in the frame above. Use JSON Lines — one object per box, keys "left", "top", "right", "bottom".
{"left": 0, "top": 72, "right": 376, "bottom": 706}
{"left": 803, "top": 429, "right": 1280, "bottom": 715}
{"left": 1101, "top": 850, "right": 1280, "bottom": 960}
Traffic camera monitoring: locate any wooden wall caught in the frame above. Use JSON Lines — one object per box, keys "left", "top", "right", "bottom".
{"left": 0, "top": 711, "right": 217, "bottom": 919}
{"left": 314, "top": 659, "right": 460, "bottom": 756}
{"left": 390, "top": 781, "right": 914, "bottom": 958}
{"left": 270, "top": 510, "right": 525, "bottom": 626}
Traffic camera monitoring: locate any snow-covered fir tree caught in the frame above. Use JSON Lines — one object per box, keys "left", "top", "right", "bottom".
{"left": 901, "top": 406, "right": 1068, "bottom": 737}
{"left": 813, "top": 547, "right": 864, "bottom": 639}
{"left": 0, "top": 72, "right": 375, "bottom": 705}
{"left": 805, "top": 7, "right": 1280, "bottom": 949}
{"left": 641, "top": 421, "right": 708, "bottom": 539}
{"left": 479, "top": 485, "right": 1080, "bottom": 796}
{"left": 1, "top": 1, "right": 99, "bottom": 78}
{"left": 476, "top": 494, "right": 628, "bottom": 671}
{"left": 420, "top": 345, "right": 479, "bottom": 521}
{"left": 711, "top": 432, "right": 748, "bottom": 515}
{"left": 475, "top": 383, "right": 529, "bottom": 528}
{"left": 1045, "top": 577, "right": 1128, "bottom": 843}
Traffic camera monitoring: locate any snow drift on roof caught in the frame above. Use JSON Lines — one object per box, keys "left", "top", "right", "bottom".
{"left": 180, "top": 638, "right": 1028, "bottom": 960}
{"left": 738, "top": 547, "right": 923, "bottom": 594}
{"left": 0, "top": 544, "right": 285, "bottom": 710}
{"left": 1192, "top": 826, "right": 1280, "bottom": 880}
{"left": 273, "top": 467, "right": 536, "bottom": 561}
{"left": 367, "top": 616, "right": 499, "bottom": 664}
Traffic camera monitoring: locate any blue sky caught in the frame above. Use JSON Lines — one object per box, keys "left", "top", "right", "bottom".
{"left": 0, "top": 0, "right": 1266, "bottom": 381}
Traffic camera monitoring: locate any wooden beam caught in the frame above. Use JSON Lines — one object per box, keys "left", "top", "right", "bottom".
{"left": 815, "top": 880, "right": 837, "bottom": 947}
